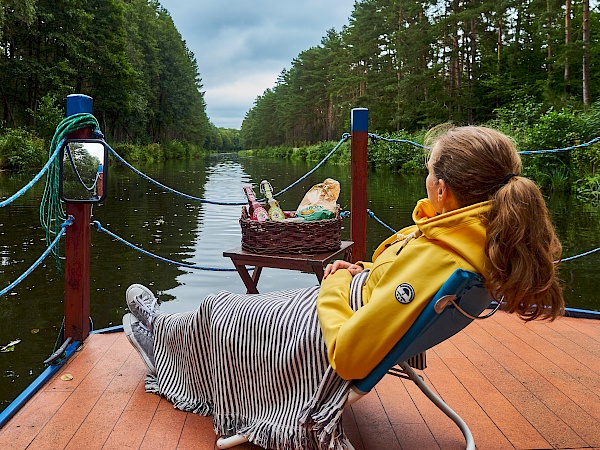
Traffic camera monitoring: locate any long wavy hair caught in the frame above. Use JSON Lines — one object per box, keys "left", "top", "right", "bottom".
{"left": 431, "top": 126, "right": 564, "bottom": 320}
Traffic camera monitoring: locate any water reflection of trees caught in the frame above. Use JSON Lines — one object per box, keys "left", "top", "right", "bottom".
{"left": 545, "top": 194, "right": 600, "bottom": 311}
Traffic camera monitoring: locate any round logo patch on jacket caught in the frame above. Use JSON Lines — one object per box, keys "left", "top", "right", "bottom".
{"left": 395, "top": 283, "right": 415, "bottom": 304}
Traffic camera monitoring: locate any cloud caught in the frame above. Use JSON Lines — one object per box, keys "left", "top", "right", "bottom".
{"left": 158, "top": 0, "right": 353, "bottom": 129}
{"left": 204, "top": 72, "right": 280, "bottom": 128}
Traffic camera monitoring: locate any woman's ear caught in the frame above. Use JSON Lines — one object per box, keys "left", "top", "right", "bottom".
{"left": 437, "top": 179, "right": 459, "bottom": 213}
{"left": 438, "top": 179, "right": 447, "bottom": 200}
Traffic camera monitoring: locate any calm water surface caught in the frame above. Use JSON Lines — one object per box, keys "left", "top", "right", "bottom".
{"left": 1, "top": 153, "right": 599, "bottom": 411}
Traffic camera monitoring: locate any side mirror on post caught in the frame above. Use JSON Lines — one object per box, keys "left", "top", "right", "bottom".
{"left": 59, "top": 139, "right": 109, "bottom": 203}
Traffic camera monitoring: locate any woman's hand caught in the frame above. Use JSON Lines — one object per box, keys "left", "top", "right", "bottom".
{"left": 323, "top": 260, "right": 364, "bottom": 279}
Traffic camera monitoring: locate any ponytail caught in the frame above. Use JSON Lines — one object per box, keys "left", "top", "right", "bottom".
{"left": 431, "top": 126, "right": 564, "bottom": 321}
{"left": 485, "top": 177, "right": 564, "bottom": 320}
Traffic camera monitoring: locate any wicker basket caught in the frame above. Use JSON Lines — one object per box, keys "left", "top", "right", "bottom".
{"left": 240, "top": 206, "right": 341, "bottom": 254}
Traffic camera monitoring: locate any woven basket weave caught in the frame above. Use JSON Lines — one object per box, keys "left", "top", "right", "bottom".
{"left": 240, "top": 206, "right": 341, "bottom": 254}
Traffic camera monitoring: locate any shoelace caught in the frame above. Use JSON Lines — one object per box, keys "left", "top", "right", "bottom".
{"left": 138, "top": 321, "right": 154, "bottom": 335}
{"left": 136, "top": 294, "right": 159, "bottom": 326}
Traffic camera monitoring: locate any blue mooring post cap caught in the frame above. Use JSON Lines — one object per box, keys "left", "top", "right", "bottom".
{"left": 351, "top": 108, "right": 368, "bottom": 133}
{"left": 66, "top": 94, "right": 93, "bottom": 116}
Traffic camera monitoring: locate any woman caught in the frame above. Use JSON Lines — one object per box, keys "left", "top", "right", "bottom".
{"left": 123, "top": 126, "right": 564, "bottom": 449}
{"left": 317, "top": 125, "right": 564, "bottom": 379}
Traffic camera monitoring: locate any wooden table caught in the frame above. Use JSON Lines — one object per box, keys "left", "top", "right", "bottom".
{"left": 223, "top": 241, "right": 353, "bottom": 294}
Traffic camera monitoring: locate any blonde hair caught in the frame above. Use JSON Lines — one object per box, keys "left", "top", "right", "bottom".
{"left": 431, "top": 126, "right": 564, "bottom": 321}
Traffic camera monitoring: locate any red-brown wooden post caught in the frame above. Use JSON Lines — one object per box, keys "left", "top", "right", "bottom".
{"left": 350, "top": 108, "right": 368, "bottom": 262}
{"left": 64, "top": 94, "right": 93, "bottom": 342}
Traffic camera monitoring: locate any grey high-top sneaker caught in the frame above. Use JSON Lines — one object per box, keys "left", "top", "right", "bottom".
{"left": 123, "top": 313, "right": 155, "bottom": 373}
{"left": 126, "top": 284, "right": 160, "bottom": 331}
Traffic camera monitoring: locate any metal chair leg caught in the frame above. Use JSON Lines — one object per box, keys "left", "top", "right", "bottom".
{"left": 399, "top": 361, "right": 475, "bottom": 450}
{"left": 216, "top": 432, "right": 357, "bottom": 449}
{"left": 342, "top": 436, "right": 356, "bottom": 450}
{"left": 216, "top": 434, "right": 249, "bottom": 449}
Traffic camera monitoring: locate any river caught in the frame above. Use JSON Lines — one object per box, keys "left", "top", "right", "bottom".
{"left": 1, "top": 152, "right": 599, "bottom": 412}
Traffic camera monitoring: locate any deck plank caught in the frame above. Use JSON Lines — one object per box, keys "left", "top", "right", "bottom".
{"left": 469, "top": 315, "right": 599, "bottom": 448}
{"left": 176, "top": 414, "right": 218, "bottom": 450}
{"left": 464, "top": 317, "right": 587, "bottom": 449}
{"left": 1, "top": 313, "right": 599, "bottom": 450}
{"left": 139, "top": 406, "right": 187, "bottom": 450}
{"left": 349, "top": 392, "right": 402, "bottom": 450}
{"left": 425, "top": 344, "right": 522, "bottom": 449}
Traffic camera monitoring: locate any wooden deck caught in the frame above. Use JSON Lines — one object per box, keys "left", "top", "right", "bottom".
{"left": 1, "top": 311, "right": 599, "bottom": 450}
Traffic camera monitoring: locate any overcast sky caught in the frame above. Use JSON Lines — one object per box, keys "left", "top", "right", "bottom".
{"left": 157, "top": 0, "right": 355, "bottom": 129}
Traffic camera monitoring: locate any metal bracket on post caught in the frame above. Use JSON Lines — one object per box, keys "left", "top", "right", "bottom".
{"left": 64, "top": 94, "right": 93, "bottom": 342}
{"left": 350, "top": 108, "right": 368, "bottom": 263}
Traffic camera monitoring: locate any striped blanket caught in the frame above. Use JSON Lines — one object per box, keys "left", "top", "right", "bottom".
{"left": 145, "top": 270, "right": 370, "bottom": 450}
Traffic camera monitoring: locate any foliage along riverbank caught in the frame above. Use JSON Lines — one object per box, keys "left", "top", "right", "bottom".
{"left": 241, "top": 103, "right": 600, "bottom": 204}
{"left": 0, "top": 94, "right": 241, "bottom": 172}
{"left": 0, "top": 1, "right": 243, "bottom": 165}
{"left": 0, "top": 127, "right": 206, "bottom": 174}
{"left": 240, "top": 0, "right": 600, "bottom": 149}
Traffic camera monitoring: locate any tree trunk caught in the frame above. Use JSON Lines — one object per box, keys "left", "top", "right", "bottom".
{"left": 497, "top": 17, "right": 502, "bottom": 69}
{"left": 469, "top": 14, "right": 477, "bottom": 123}
{"left": 326, "top": 94, "right": 333, "bottom": 141}
{"left": 564, "top": 0, "right": 571, "bottom": 96}
{"left": 583, "top": 0, "right": 591, "bottom": 106}
{"left": 547, "top": 0, "right": 552, "bottom": 72}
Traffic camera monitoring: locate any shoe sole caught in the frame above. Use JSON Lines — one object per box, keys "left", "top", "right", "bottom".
{"left": 126, "top": 284, "right": 158, "bottom": 327}
{"left": 126, "top": 283, "right": 157, "bottom": 304}
{"left": 123, "top": 313, "right": 155, "bottom": 374}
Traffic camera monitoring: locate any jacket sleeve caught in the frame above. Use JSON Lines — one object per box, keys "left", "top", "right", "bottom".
{"left": 317, "top": 249, "right": 457, "bottom": 380}
{"left": 316, "top": 269, "right": 354, "bottom": 369}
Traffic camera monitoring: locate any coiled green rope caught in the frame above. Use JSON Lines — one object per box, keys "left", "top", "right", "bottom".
{"left": 40, "top": 113, "right": 100, "bottom": 272}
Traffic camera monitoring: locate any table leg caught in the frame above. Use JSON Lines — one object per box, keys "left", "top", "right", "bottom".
{"left": 252, "top": 266, "right": 263, "bottom": 289}
{"left": 234, "top": 264, "right": 259, "bottom": 294}
{"left": 344, "top": 248, "right": 353, "bottom": 262}
{"left": 313, "top": 266, "right": 325, "bottom": 283}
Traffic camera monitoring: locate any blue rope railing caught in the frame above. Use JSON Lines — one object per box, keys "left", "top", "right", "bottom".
{"left": 560, "top": 246, "right": 600, "bottom": 262}
{"left": 367, "top": 209, "right": 396, "bottom": 232}
{"left": 109, "top": 148, "right": 243, "bottom": 205}
{"left": 108, "top": 133, "right": 350, "bottom": 204}
{"left": 365, "top": 208, "right": 600, "bottom": 264}
{"left": 3, "top": 133, "right": 599, "bottom": 211}
{"left": 91, "top": 220, "right": 246, "bottom": 271}
{"left": 3, "top": 130, "right": 600, "bottom": 293}
{"left": 367, "top": 133, "right": 600, "bottom": 155}
{"left": 517, "top": 137, "right": 600, "bottom": 155}
{"left": 0, "top": 216, "right": 73, "bottom": 297}
{"left": 91, "top": 210, "right": 600, "bottom": 270}
{"left": 0, "top": 144, "right": 62, "bottom": 208}
{"left": 368, "top": 133, "right": 430, "bottom": 150}
{"left": 272, "top": 133, "right": 350, "bottom": 197}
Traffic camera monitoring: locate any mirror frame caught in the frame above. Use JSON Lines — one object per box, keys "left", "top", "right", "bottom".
{"left": 59, "top": 138, "right": 109, "bottom": 203}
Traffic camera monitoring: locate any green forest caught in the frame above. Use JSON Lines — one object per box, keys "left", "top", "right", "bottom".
{"left": 1, "top": 0, "right": 600, "bottom": 193}
{"left": 1, "top": 0, "right": 210, "bottom": 142}
{"left": 0, "top": 0, "right": 241, "bottom": 171}
{"left": 241, "top": 0, "right": 600, "bottom": 148}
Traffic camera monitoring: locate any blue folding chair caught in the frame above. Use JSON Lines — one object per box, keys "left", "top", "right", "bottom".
{"left": 344, "top": 268, "right": 497, "bottom": 450}
{"left": 217, "top": 269, "right": 497, "bottom": 449}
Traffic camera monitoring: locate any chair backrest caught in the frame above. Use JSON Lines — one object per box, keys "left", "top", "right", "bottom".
{"left": 353, "top": 268, "right": 493, "bottom": 393}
